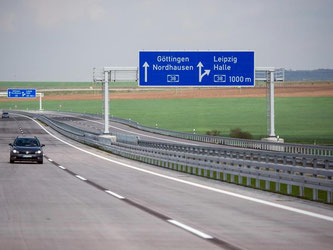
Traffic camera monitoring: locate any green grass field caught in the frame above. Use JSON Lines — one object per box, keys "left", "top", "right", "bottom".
{"left": 1, "top": 96, "right": 332, "bottom": 145}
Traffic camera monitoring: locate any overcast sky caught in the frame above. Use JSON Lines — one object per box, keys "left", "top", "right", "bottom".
{"left": 0, "top": 0, "right": 332, "bottom": 81}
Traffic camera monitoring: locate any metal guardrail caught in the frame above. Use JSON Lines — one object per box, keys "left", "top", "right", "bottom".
{"left": 36, "top": 111, "right": 333, "bottom": 170}
{"left": 15, "top": 111, "right": 333, "bottom": 203}
{"left": 42, "top": 111, "right": 333, "bottom": 156}
{"left": 104, "top": 115, "right": 333, "bottom": 156}
{"left": 112, "top": 141, "right": 333, "bottom": 191}
{"left": 138, "top": 140, "right": 333, "bottom": 170}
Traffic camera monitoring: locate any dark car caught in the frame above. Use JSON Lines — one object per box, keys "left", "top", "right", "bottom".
{"left": 9, "top": 136, "right": 45, "bottom": 164}
{"left": 2, "top": 111, "right": 9, "bottom": 118}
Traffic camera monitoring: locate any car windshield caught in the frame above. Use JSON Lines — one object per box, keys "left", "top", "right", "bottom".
{"left": 14, "top": 138, "right": 40, "bottom": 147}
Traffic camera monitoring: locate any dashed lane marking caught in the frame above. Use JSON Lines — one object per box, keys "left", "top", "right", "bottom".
{"left": 18, "top": 113, "right": 333, "bottom": 224}
{"left": 43, "top": 155, "right": 235, "bottom": 249}
{"left": 168, "top": 220, "right": 213, "bottom": 239}
{"left": 105, "top": 190, "right": 125, "bottom": 199}
{"left": 75, "top": 175, "right": 87, "bottom": 181}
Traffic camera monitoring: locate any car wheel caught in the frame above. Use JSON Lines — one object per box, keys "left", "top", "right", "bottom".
{"left": 10, "top": 159, "right": 14, "bottom": 163}
{"left": 38, "top": 160, "right": 43, "bottom": 164}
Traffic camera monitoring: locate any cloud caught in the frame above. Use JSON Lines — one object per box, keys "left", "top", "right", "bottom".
{"left": 26, "top": 0, "right": 106, "bottom": 29}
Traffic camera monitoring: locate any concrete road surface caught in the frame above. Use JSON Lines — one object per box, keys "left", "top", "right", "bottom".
{"left": 1, "top": 113, "right": 333, "bottom": 250}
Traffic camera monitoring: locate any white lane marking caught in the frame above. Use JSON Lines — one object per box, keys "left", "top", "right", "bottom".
{"left": 20, "top": 114, "right": 333, "bottom": 223}
{"left": 58, "top": 165, "right": 66, "bottom": 170}
{"left": 168, "top": 220, "right": 213, "bottom": 239}
{"left": 48, "top": 158, "right": 53, "bottom": 162}
{"left": 54, "top": 113, "right": 198, "bottom": 146}
{"left": 105, "top": 190, "right": 125, "bottom": 199}
{"left": 75, "top": 175, "right": 87, "bottom": 181}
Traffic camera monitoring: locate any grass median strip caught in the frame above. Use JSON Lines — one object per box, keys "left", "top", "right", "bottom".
{"left": 2, "top": 96, "right": 333, "bottom": 144}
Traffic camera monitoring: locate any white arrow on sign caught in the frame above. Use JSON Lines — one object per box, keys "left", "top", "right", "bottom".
{"left": 143, "top": 62, "right": 149, "bottom": 82}
{"left": 197, "top": 62, "right": 210, "bottom": 82}
{"left": 22, "top": 92, "right": 25, "bottom": 97}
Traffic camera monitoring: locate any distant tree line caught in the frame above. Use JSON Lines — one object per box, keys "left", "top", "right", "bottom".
{"left": 285, "top": 69, "right": 333, "bottom": 81}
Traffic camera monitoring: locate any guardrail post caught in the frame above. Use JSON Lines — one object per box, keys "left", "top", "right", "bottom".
{"left": 276, "top": 182, "right": 280, "bottom": 192}
{"left": 256, "top": 178, "right": 260, "bottom": 188}
{"left": 210, "top": 170, "right": 215, "bottom": 179}
{"left": 265, "top": 180, "right": 270, "bottom": 190}
{"left": 328, "top": 191, "right": 332, "bottom": 203}
{"left": 313, "top": 189, "right": 318, "bottom": 201}
{"left": 247, "top": 177, "right": 251, "bottom": 186}
{"left": 299, "top": 186, "right": 304, "bottom": 197}
{"left": 287, "top": 184, "right": 292, "bottom": 195}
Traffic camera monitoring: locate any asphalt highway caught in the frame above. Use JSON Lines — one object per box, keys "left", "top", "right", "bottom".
{"left": 1, "top": 113, "right": 333, "bottom": 250}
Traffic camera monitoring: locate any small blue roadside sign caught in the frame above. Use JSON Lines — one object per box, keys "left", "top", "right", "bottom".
{"left": 139, "top": 51, "right": 254, "bottom": 87}
{"left": 7, "top": 89, "right": 37, "bottom": 98}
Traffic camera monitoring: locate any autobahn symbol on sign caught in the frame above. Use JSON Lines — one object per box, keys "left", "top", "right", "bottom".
{"left": 139, "top": 51, "right": 255, "bottom": 87}
{"left": 7, "top": 89, "right": 37, "bottom": 98}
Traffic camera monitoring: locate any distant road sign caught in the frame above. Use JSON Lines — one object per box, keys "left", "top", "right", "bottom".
{"left": 7, "top": 89, "right": 36, "bottom": 98}
{"left": 139, "top": 51, "right": 254, "bottom": 87}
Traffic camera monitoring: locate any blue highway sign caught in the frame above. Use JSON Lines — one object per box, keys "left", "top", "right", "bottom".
{"left": 7, "top": 89, "right": 37, "bottom": 98}
{"left": 139, "top": 51, "right": 254, "bottom": 87}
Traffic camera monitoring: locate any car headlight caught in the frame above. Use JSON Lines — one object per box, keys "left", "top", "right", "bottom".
{"left": 12, "top": 149, "right": 18, "bottom": 154}
{"left": 36, "top": 150, "right": 42, "bottom": 154}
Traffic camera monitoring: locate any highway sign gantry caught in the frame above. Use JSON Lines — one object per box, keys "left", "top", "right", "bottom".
{"left": 7, "top": 89, "right": 37, "bottom": 98}
{"left": 139, "top": 51, "right": 255, "bottom": 87}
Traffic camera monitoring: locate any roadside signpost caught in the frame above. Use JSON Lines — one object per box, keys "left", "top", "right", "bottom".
{"left": 98, "top": 51, "right": 278, "bottom": 139}
{"left": 7, "top": 89, "right": 36, "bottom": 98}
{"left": 6, "top": 89, "right": 43, "bottom": 111}
{"left": 139, "top": 51, "right": 254, "bottom": 87}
